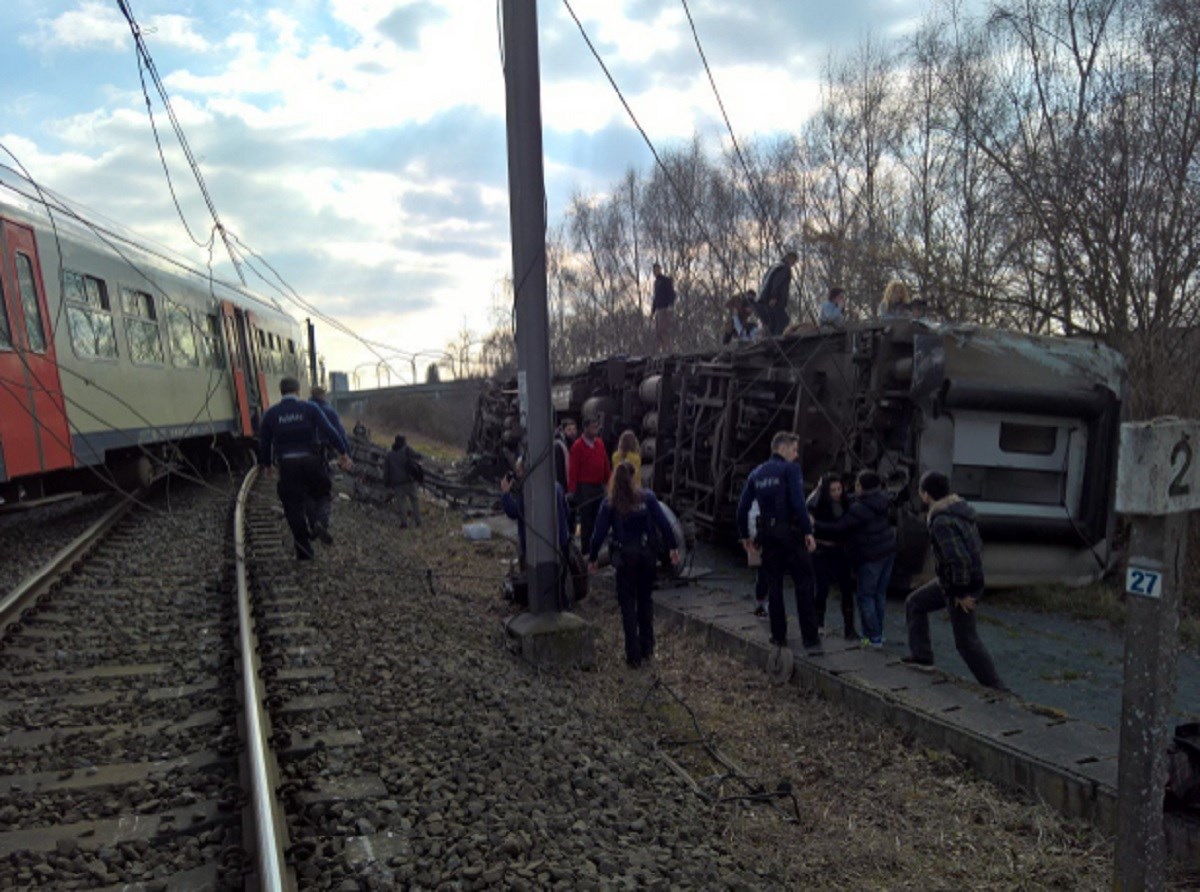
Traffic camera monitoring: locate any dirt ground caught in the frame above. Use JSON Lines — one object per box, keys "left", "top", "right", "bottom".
{"left": 401, "top": 494, "right": 1200, "bottom": 891}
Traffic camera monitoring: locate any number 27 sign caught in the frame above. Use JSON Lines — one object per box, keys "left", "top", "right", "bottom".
{"left": 1115, "top": 419, "right": 1200, "bottom": 516}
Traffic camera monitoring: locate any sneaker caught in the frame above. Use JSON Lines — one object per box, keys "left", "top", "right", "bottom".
{"left": 901, "top": 655, "right": 934, "bottom": 667}
{"left": 753, "top": 604, "right": 767, "bottom": 618}
{"left": 860, "top": 637, "right": 872, "bottom": 648}
{"left": 869, "top": 638, "right": 884, "bottom": 649}
{"left": 313, "top": 523, "right": 334, "bottom": 545}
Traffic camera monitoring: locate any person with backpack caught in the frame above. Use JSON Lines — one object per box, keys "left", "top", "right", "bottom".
{"left": 588, "top": 462, "right": 681, "bottom": 668}
{"left": 814, "top": 470, "right": 896, "bottom": 648}
{"left": 902, "top": 470, "right": 1007, "bottom": 689}
{"left": 383, "top": 434, "right": 424, "bottom": 528}
{"left": 756, "top": 250, "right": 798, "bottom": 337}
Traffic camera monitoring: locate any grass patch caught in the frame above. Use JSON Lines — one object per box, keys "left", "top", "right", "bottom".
{"left": 990, "top": 580, "right": 1200, "bottom": 652}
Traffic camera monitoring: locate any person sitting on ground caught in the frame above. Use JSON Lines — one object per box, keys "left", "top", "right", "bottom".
{"left": 611, "top": 430, "right": 642, "bottom": 478}
{"left": 588, "top": 462, "right": 681, "bottom": 668}
{"left": 819, "top": 287, "right": 848, "bottom": 329}
{"left": 383, "top": 434, "right": 424, "bottom": 529}
{"left": 813, "top": 470, "right": 896, "bottom": 648}
{"left": 878, "top": 279, "right": 912, "bottom": 320}
{"left": 902, "top": 471, "right": 1008, "bottom": 690}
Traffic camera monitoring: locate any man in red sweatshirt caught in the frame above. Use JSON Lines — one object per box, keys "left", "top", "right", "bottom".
{"left": 568, "top": 415, "right": 611, "bottom": 554}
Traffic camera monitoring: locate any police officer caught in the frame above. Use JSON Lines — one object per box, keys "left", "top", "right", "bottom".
{"left": 259, "top": 377, "right": 353, "bottom": 560}
{"left": 736, "top": 431, "right": 820, "bottom": 648}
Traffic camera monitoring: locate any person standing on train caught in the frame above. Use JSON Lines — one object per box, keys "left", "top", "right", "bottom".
{"left": 611, "top": 430, "right": 642, "bottom": 479}
{"left": 878, "top": 280, "right": 912, "bottom": 320}
{"left": 588, "top": 462, "right": 681, "bottom": 668}
{"left": 902, "top": 471, "right": 1008, "bottom": 690}
{"left": 258, "top": 377, "right": 352, "bottom": 560}
{"left": 736, "top": 431, "right": 820, "bottom": 649}
{"left": 756, "top": 250, "right": 798, "bottom": 337}
{"left": 807, "top": 473, "right": 858, "bottom": 640}
{"left": 308, "top": 385, "right": 348, "bottom": 536}
{"left": 569, "top": 415, "right": 611, "bottom": 556}
{"left": 814, "top": 470, "right": 896, "bottom": 648}
{"left": 651, "top": 263, "right": 676, "bottom": 353}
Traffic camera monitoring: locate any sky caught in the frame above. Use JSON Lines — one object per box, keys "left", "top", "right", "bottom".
{"left": 0, "top": 0, "right": 932, "bottom": 383}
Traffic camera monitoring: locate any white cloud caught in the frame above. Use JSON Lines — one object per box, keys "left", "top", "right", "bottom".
{"left": 20, "top": 0, "right": 210, "bottom": 53}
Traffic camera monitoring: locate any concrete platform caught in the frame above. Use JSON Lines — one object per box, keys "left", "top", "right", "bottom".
{"left": 651, "top": 576, "right": 1199, "bottom": 861}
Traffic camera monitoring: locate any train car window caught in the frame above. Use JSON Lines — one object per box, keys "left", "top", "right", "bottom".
{"left": 64, "top": 270, "right": 118, "bottom": 360}
{"left": 168, "top": 304, "right": 200, "bottom": 368}
{"left": 0, "top": 278, "right": 12, "bottom": 350}
{"left": 15, "top": 253, "right": 47, "bottom": 353}
{"left": 999, "top": 422, "right": 1057, "bottom": 455}
{"left": 203, "top": 314, "right": 225, "bottom": 369}
{"left": 121, "top": 287, "right": 165, "bottom": 365}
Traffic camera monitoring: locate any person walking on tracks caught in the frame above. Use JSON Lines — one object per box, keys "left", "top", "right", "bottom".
{"left": 383, "top": 434, "right": 424, "bottom": 528}
{"left": 308, "top": 385, "right": 348, "bottom": 536}
{"left": 258, "top": 376, "right": 352, "bottom": 560}
{"left": 902, "top": 471, "right": 1008, "bottom": 690}
{"left": 588, "top": 462, "right": 680, "bottom": 668}
{"left": 569, "top": 415, "right": 611, "bottom": 555}
{"left": 736, "top": 431, "right": 819, "bottom": 649}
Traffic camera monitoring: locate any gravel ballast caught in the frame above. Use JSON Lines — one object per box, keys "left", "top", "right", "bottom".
{"left": 272, "top": 483, "right": 1179, "bottom": 890}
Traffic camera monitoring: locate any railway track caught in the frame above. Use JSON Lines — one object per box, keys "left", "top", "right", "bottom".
{"left": 0, "top": 473, "right": 291, "bottom": 889}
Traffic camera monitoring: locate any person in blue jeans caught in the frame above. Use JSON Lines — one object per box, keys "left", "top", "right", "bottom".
{"left": 813, "top": 470, "right": 896, "bottom": 647}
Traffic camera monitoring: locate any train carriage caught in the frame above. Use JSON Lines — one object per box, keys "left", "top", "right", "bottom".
{"left": 0, "top": 168, "right": 305, "bottom": 502}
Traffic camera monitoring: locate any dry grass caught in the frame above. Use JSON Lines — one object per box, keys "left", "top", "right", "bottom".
{"left": 407, "top": 497, "right": 1200, "bottom": 889}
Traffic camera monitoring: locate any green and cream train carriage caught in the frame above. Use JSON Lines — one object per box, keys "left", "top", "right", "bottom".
{"left": 0, "top": 168, "right": 305, "bottom": 501}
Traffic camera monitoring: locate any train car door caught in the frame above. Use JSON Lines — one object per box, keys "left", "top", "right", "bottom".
{"left": 243, "top": 312, "right": 272, "bottom": 412}
{"left": 219, "top": 300, "right": 260, "bottom": 436}
{"left": 0, "top": 218, "right": 74, "bottom": 481}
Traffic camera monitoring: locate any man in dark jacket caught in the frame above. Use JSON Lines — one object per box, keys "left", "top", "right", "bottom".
{"left": 736, "top": 431, "right": 819, "bottom": 649}
{"left": 814, "top": 470, "right": 896, "bottom": 647}
{"left": 756, "top": 250, "right": 798, "bottom": 337}
{"left": 902, "top": 471, "right": 1007, "bottom": 689}
{"left": 308, "top": 386, "right": 348, "bottom": 536}
{"left": 383, "top": 434, "right": 424, "bottom": 528}
{"left": 258, "top": 377, "right": 353, "bottom": 559}
{"left": 650, "top": 263, "right": 676, "bottom": 352}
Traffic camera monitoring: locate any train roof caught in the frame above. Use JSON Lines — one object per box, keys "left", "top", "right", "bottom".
{"left": 0, "top": 165, "right": 296, "bottom": 329}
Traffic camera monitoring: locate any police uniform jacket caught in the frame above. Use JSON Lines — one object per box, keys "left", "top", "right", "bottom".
{"left": 735, "top": 454, "right": 813, "bottom": 540}
{"left": 589, "top": 491, "right": 677, "bottom": 563}
{"left": 258, "top": 395, "right": 349, "bottom": 466}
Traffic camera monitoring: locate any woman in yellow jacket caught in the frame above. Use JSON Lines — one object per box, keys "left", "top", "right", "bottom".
{"left": 612, "top": 430, "right": 642, "bottom": 477}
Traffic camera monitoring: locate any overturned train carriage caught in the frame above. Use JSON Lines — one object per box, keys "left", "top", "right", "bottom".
{"left": 472, "top": 320, "right": 1126, "bottom": 590}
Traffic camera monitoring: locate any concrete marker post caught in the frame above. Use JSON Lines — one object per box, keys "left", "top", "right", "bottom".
{"left": 1114, "top": 418, "right": 1197, "bottom": 890}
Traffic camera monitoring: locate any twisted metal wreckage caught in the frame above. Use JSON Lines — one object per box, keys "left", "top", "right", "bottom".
{"left": 468, "top": 318, "right": 1126, "bottom": 590}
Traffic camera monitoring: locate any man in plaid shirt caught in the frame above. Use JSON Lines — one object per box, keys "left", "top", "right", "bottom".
{"left": 902, "top": 471, "right": 1007, "bottom": 690}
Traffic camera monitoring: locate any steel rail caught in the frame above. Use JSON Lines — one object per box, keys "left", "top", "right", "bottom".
{"left": 235, "top": 466, "right": 289, "bottom": 891}
{"left": 0, "top": 494, "right": 133, "bottom": 635}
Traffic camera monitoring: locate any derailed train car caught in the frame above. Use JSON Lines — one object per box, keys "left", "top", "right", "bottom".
{"left": 470, "top": 320, "right": 1126, "bottom": 589}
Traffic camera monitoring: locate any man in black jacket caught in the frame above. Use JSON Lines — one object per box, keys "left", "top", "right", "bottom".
{"left": 813, "top": 470, "right": 896, "bottom": 647}
{"left": 902, "top": 471, "right": 1007, "bottom": 690}
{"left": 383, "top": 434, "right": 424, "bottom": 528}
{"left": 651, "top": 263, "right": 676, "bottom": 353}
{"left": 756, "top": 250, "right": 798, "bottom": 337}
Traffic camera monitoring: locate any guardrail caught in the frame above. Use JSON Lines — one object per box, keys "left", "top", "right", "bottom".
{"left": 235, "top": 467, "right": 290, "bottom": 891}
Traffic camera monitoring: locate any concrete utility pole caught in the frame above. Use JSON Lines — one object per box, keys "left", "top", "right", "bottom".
{"left": 501, "top": 0, "right": 594, "bottom": 668}
{"left": 306, "top": 318, "right": 317, "bottom": 388}
{"left": 1113, "top": 418, "right": 1196, "bottom": 891}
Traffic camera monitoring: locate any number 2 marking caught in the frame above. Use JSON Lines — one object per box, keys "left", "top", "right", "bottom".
{"left": 1170, "top": 436, "right": 1193, "bottom": 497}
{"left": 1128, "top": 570, "right": 1160, "bottom": 596}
